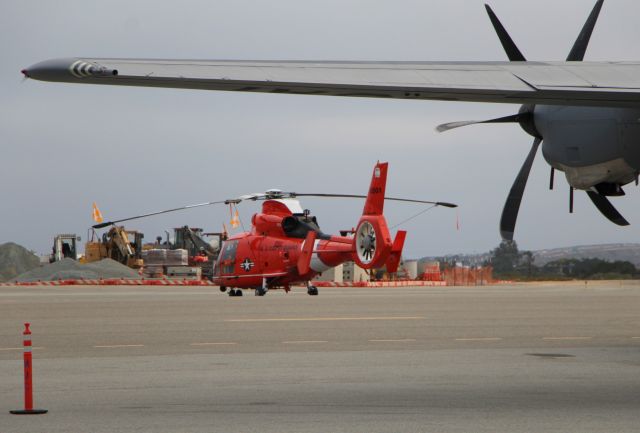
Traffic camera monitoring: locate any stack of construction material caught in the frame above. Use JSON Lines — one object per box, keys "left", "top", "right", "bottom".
{"left": 166, "top": 250, "right": 188, "bottom": 266}
{"left": 0, "top": 243, "right": 40, "bottom": 282}
{"left": 166, "top": 266, "right": 202, "bottom": 279}
{"left": 141, "top": 249, "right": 166, "bottom": 278}
{"left": 14, "top": 258, "right": 141, "bottom": 282}
{"left": 142, "top": 249, "right": 189, "bottom": 278}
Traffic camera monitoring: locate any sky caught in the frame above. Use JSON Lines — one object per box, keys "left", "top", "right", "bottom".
{"left": 2, "top": 0, "right": 640, "bottom": 259}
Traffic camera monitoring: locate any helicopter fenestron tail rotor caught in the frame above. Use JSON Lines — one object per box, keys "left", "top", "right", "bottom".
{"left": 355, "top": 220, "right": 377, "bottom": 264}
{"left": 436, "top": 0, "right": 626, "bottom": 241}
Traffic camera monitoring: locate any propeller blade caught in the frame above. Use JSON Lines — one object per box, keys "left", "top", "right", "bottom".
{"left": 567, "top": 0, "right": 604, "bottom": 61}
{"left": 292, "top": 193, "right": 457, "bottom": 208}
{"left": 92, "top": 200, "right": 228, "bottom": 229}
{"left": 484, "top": 4, "right": 527, "bottom": 61}
{"left": 586, "top": 191, "right": 629, "bottom": 226}
{"left": 436, "top": 113, "right": 524, "bottom": 133}
{"left": 500, "top": 137, "right": 542, "bottom": 241}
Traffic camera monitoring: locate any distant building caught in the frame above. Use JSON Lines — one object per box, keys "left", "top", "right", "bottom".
{"left": 315, "top": 264, "right": 344, "bottom": 283}
{"left": 343, "top": 261, "right": 370, "bottom": 283}
{"left": 403, "top": 260, "right": 419, "bottom": 279}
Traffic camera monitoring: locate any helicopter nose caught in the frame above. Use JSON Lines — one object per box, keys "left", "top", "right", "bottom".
{"left": 20, "top": 69, "right": 29, "bottom": 78}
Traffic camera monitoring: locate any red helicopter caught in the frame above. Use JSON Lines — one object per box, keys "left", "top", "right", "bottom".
{"left": 92, "top": 162, "right": 457, "bottom": 296}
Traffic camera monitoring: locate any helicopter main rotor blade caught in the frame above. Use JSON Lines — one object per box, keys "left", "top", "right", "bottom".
{"left": 291, "top": 193, "right": 457, "bottom": 208}
{"left": 92, "top": 200, "right": 228, "bottom": 229}
{"left": 586, "top": 191, "right": 629, "bottom": 226}
{"left": 500, "top": 137, "right": 542, "bottom": 241}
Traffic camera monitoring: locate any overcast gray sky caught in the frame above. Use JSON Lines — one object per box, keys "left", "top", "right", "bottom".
{"left": 2, "top": 0, "right": 640, "bottom": 258}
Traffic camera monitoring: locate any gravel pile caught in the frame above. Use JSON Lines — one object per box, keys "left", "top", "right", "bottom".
{"left": 15, "top": 258, "right": 141, "bottom": 282}
{"left": 0, "top": 242, "right": 41, "bottom": 282}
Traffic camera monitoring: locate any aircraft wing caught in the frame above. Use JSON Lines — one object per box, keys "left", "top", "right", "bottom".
{"left": 24, "top": 58, "right": 640, "bottom": 108}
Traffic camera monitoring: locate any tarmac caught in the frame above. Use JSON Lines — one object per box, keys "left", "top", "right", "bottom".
{"left": 0, "top": 281, "right": 639, "bottom": 432}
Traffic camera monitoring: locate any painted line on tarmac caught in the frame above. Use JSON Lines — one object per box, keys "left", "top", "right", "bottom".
{"left": 93, "top": 344, "right": 145, "bottom": 348}
{"left": 455, "top": 338, "right": 503, "bottom": 342}
{"left": 190, "top": 342, "right": 238, "bottom": 346}
{"left": 369, "top": 339, "right": 417, "bottom": 343}
{"left": 225, "top": 316, "right": 424, "bottom": 323}
{"left": 0, "top": 346, "right": 43, "bottom": 351}
{"left": 632, "top": 337, "right": 640, "bottom": 339}
{"left": 282, "top": 340, "right": 328, "bottom": 344}
{"left": 542, "top": 337, "right": 592, "bottom": 341}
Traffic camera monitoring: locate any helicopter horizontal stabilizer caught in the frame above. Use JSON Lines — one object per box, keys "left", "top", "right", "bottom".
{"left": 297, "top": 230, "right": 317, "bottom": 276}
{"left": 385, "top": 230, "right": 406, "bottom": 274}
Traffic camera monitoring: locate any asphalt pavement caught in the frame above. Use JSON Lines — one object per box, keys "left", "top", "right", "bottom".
{"left": 0, "top": 281, "right": 639, "bottom": 432}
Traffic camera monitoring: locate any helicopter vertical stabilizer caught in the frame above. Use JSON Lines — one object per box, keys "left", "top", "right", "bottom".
{"left": 354, "top": 162, "right": 393, "bottom": 269}
{"left": 362, "top": 162, "right": 388, "bottom": 216}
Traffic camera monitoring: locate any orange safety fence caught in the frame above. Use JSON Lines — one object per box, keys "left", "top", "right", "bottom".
{"left": 442, "top": 266, "right": 494, "bottom": 286}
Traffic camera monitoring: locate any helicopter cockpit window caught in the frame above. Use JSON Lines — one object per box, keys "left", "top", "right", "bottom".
{"left": 217, "top": 240, "right": 239, "bottom": 274}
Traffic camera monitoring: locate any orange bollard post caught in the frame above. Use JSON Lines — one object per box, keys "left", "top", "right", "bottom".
{"left": 10, "top": 323, "right": 47, "bottom": 415}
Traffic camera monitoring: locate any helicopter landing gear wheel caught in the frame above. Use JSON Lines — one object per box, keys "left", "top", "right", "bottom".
{"left": 306, "top": 282, "right": 319, "bottom": 296}
{"left": 220, "top": 286, "right": 227, "bottom": 293}
{"left": 255, "top": 277, "right": 268, "bottom": 297}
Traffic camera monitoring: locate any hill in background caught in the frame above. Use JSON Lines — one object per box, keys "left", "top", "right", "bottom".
{"left": 421, "top": 243, "right": 640, "bottom": 268}
{"left": 0, "top": 242, "right": 41, "bottom": 282}
{"left": 533, "top": 244, "right": 640, "bottom": 267}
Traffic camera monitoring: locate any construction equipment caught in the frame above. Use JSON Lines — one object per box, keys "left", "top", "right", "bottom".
{"left": 50, "top": 234, "right": 80, "bottom": 263}
{"left": 171, "top": 226, "right": 222, "bottom": 280}
{"left": 84, "top": 226, "right": 144, "bottom": 268}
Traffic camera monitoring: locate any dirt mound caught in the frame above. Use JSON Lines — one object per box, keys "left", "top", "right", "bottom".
{"left": 0, "top": 243, "right": 41, "bottom": 282}
{"left": 14, "top": 258, "right": 141, "bottom": 282}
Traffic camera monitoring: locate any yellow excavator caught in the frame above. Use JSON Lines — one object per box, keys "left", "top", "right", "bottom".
{"left": 83, "top": 226, "right": 143, "bottom": 268}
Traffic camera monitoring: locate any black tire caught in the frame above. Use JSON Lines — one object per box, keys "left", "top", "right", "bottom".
{"left": 236, "top": 289, "right": 243, "bottom": 297}
{"left": 255, "top": 288, "right": 266, "bottom": 296}
{"left": 220, "top": 286, "right": 227, "bottom": 293}
{"left": 307, "top": 286, "right": 319, "bottom": 296}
